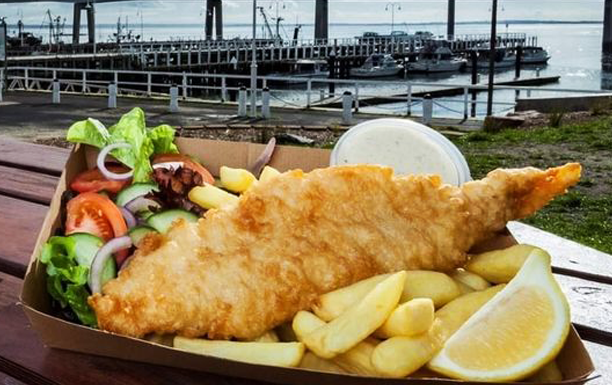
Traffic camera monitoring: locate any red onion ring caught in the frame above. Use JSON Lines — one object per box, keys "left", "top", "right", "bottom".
{"left": 249, "top": 137, "right": 276, "bottom": 177}
{"left": 125, "top": 196, "right": 161, "bottom": 214}
{"left": 120, "top": 207, "right": 137, "bottom": 228}
{"left": 97, "top": 142, "right": 134, "bottom": 181}
{"left": 89, "top": 236, "right": 133, "bottom": 294}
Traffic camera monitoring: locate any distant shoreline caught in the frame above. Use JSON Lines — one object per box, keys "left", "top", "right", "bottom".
{"left": 11, "top": 20, "right": 601, "bottom": 29}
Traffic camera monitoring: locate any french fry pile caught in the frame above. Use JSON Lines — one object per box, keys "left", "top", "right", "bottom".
{"left": 171, "top": 244, "right": 564, "bottom": 382}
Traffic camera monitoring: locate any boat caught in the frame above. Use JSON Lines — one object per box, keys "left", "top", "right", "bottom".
{"left": 350, "top": 54, "right": 404, "bottom": 78}
{"left": 407, "top": 46, "right": 466, "bottom": 73}
{"left": 520, "top": 46, "right": 551, "bottom": 64}
{"left": 268, "top": 59, "right": 329, "bottom": 83}
{"left": 465, "top": 49, "right": 516, "bottom": 69}
{"left": 289, "top": 59, "right": 329, "bottom": 78}
{"left": 6, "top": 20, "right": 43, "bottom": 49}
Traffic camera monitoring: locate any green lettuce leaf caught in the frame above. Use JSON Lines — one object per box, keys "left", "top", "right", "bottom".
{"left": 108, "top": 108, "right": 155, "bottom": 183}
{"left": 66, "top": 108, "right": 178, "bottom": 183}
{"left": 40, "top": 236, "right": 96, "bottom": 327}
{"left": 66, "top": 118, "right": 110, "bottom": 148}
{"left": 149, "top": 124, "right": 179, "bottom": 155}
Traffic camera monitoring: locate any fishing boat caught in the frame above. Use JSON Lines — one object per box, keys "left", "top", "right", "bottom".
{"left": 465, "top": 49, "right": 516, "bottom": 69}
{"left": 407, "top": 46, "right": 466, "bottom": 73}
{"left": 521, "top": 46, "right": 551, "bottom": 64}
{"left": 269, "top": 59, "right": 329, "bottom": 82}
{"left": 289, "top": 59, "right": 329, "bottom": 78}
{"left": 350, "top": 54, "right": 404, "bottom": 78}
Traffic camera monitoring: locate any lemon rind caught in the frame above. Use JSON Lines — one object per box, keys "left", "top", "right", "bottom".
{"left": 428, "top": 251, "right": 571, "bottom": 382}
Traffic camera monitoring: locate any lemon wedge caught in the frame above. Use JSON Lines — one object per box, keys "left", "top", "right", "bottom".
{"left": 428, "top": 249, "right": 570, "bottom": 382}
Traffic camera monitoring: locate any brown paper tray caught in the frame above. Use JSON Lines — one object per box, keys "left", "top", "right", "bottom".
{"left": 21, "top": 138, "right": 596, "bottom": 384}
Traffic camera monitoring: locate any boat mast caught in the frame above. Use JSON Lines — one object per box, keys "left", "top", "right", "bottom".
{"left": 257, "top": 7, "right": 274, "bottom": 40}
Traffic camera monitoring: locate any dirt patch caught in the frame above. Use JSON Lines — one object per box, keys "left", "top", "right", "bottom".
{"left": 510, "top": 110, "right": 605, "bottom": 130}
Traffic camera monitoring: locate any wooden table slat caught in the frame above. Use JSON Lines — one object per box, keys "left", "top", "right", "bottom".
{"left": 0, "top": 140, "right": 69, "bottom": 177}
{"left": 0, "top": 164, "right": 59, "bottom": 205}
{"left": 0, "top": 195, "right": 49, "bottom": 278}
{"left": 0, "top": 371, "right": 27, "bottom": 385}
{"left": 584, "top": 341, "right": 612, "bottom": 384}
{"left": 555, "top": 274, "right": 612, "bottom": 346}
{"left": 509, "top": 222, "right": 612, "bottom": 284}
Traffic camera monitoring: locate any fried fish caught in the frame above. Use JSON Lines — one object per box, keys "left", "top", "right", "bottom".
{"left": 90, "top": 163, "right": 581, "bottom": 340}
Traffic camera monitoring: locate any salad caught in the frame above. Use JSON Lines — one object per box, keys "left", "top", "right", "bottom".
{"left": 40, "top": 108, "right": 277, "bottom": 327}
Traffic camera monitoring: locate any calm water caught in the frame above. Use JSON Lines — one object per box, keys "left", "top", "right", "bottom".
{"left": 15, "top": 21, "right": 607, "bottom": 116}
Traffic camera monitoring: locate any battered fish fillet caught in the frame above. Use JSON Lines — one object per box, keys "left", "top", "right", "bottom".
{"left": 90, "top": 163, "right": 581, "bottom": 340}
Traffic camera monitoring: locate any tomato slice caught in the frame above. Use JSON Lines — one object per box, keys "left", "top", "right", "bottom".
{"left": 153, "top": 154, "right": 215, "bottom": 185}
{"left": 70, "top": 166, "right": 131, "bottom": 194}
{"left": 66, "top": 192, "right": 130, "bottom": 263}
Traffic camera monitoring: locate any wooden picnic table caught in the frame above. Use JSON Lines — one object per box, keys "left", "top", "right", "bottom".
{"left": 0, "top": 138, "right": 610, "bottom": 384}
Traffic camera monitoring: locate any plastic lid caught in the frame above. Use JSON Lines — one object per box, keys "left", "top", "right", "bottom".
{"left": 330, "top": 118, "right": 472, "bottom": 186}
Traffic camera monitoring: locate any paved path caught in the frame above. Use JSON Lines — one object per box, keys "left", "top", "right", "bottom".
{"left": 0, "top": 91, "right": 482, "bottom": 141}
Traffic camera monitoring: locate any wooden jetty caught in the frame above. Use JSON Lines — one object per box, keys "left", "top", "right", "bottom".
{"left": 7, "top": 33, "right": 535, "bottom": 76}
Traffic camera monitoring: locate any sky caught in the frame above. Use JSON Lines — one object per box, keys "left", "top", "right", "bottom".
{"left": 0, "top": 0, "right": 605, "bottom": 26}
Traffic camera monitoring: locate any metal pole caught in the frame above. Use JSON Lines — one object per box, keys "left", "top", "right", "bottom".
{"left": 486, "top": 0, "right": 498, "bottom": 117}
{"left": 251, "top": 0, "right": 258, "bottom": 117}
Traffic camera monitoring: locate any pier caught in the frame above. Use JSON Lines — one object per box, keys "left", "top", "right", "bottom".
{"left": 6, "top": 33, "right": 535, "bottom": 75}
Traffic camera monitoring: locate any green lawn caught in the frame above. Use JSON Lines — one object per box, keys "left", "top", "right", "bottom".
{"left": 449, "top": 116, "right": 612, "bottom": 254}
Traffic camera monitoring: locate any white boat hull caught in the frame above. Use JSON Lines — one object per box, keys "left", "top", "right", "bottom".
{"left": 350, "top": 67, "right": 404, "bottom": 78}
{"left": 407, "top": 60, "right": 465, "bottom": 73}
{"left": 521, "top": 55, "right": 551, "bottom": 64}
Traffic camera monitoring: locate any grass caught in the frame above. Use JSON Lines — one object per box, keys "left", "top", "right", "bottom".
{"left": 450, "top": 115, "right": 612, "bottom": 254}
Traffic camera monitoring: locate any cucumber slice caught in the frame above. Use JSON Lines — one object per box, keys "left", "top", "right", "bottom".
{"left": 68, "top": 233, "right": 117, "bottom": 288}
{"left": 129, "top": 225, "right": 159, "bottom": 246}
{"left": 146, "top": 209, "right": 199, "bottom": 233}
{"left": 115, "top": 183, "right": 159, "bottom": 207}
{"left": 70, "top": 233, "right": 103, "bottom": 267}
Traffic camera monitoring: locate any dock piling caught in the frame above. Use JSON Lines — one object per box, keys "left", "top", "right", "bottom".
{"left": 463, "top": 87, "right": 469, "bottom": 119}
{"left": 108, "top": 82, "right": 117, "bottom": 109}
{"left": 238, "top": 86, "right": 247, "bottom": 117}
{"left": 87, "top": 4, "right": 96, "bottom": 44}
{"left": 262, "top": 87, "right": 271, "bottom": 119}
{"left": 603, "top": 0, "right": 612, "bottom": 70}
{"left": 72, "top": 3, "right": 83, "bottom": 46}
{"left": 52, "top": 79, "right": 60, "bottom": 104}
{"left": 447, "top": 0, "right": 456, "bottom": 40}
{"left": 515, "top": 46, "right": 522, "bottom": 79}
{"left": 423, "top": 94, "right": 433, "bottom": 125}
{"left": 342, "top": 91, "right": 353, "bottom": 125}
{"left": 221, "top": 76, "right": 228, "bottom": 102}
{"left": 315, "top": 0, "right": 329, "bottom": 42}
{"left": 406, "top": 84, "right": 412, "bottom": 116}
{"left": 306, "top": 79, "right": 312, "bottom": 108}
{"left": 169, "top": 85, "right": 179, "bottom": 113}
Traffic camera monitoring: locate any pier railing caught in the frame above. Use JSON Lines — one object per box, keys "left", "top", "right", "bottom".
{"left": 2, "top": 66, "right": 605, "bottom": 121}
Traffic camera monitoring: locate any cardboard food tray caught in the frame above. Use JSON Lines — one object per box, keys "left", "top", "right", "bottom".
{"left": 21, "top": 137, "right": 596, "bottom": 385}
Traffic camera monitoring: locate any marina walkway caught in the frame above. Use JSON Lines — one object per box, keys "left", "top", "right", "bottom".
{"left": 0, "top": 91, "right": 482, "bottom": 141}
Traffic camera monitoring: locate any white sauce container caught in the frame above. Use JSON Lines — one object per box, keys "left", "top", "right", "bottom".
{"left": 330, "top": 118, "right": 471, "bottom": 186}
